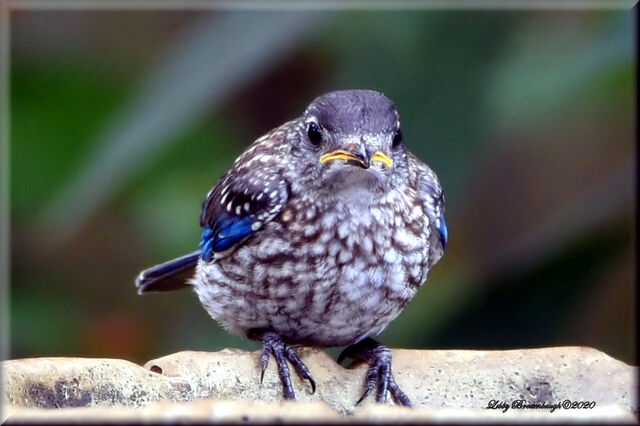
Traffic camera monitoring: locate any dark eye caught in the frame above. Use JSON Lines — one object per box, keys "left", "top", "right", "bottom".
{"left": 307, "top": 122, "right": 322, "bottom": 146}
{"left": 392, "top": 129, "right": 403, "bottom": 148}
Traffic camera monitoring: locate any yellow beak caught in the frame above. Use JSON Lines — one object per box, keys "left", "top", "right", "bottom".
{"left": 370, "top": 151, "right": 393, "bottom": 168}
{"left": 319, "top": 150, "right": 393, "bottom": 169}
{"left": 319, "top": 150, "right": 369, "bottom": 168}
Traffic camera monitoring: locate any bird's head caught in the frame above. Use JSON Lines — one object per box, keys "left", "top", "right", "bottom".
{"left": 292, "top": 89, "right": 407, "bottom": 193}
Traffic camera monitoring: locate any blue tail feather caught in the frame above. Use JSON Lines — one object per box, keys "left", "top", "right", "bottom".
{"left": 135, "top": 250, "right": 200, "bottom": 294}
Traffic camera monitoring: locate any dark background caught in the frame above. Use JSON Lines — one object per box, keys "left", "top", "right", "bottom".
{"left": 9, "top": 8, "right": 636, "bottom": 365}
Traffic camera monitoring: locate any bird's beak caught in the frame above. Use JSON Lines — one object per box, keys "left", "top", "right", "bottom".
{"left": 319, "top": 150, "right": 370, "bottom": 169}
{"left": 370, "top": 151, "right": 393, "bottom": 168}
{"left": 319, "top": 149, "right": 393, "bottom": 169}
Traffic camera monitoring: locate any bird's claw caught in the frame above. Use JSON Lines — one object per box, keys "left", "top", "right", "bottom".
{"left": 338, "top": 338, "right": 412, "bottom": 407}
{"left": 255, "top": 330, "right": 316, "bottom": 400}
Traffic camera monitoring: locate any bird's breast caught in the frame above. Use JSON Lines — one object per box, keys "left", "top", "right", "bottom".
{"left": 193, "top": 186, "right": 431, "bottom": 345}
{"left": 278, "top": 188, "right": 431, "bottom": 287}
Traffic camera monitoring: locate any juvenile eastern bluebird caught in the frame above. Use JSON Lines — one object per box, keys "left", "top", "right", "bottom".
{"left": 135, "top": 90, "right": 447, "bottom": 406}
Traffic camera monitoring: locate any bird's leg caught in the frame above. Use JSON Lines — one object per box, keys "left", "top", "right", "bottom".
{"left": 248, "top": 329, "right": 316, "bottom": 400}
{"left": 338, "top": 337, "right": 412, "bottom": 407}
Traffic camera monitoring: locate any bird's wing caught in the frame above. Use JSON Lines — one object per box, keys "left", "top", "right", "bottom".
{"left": 409, "top": 152, "right": 447, "bottom": 266}
{"left": 199, "top": 131, "right": 290, "bottom": 261}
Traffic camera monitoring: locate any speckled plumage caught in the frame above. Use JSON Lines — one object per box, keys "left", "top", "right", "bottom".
{"left": 136, "top": 90, "right": 447, "bottom": 405}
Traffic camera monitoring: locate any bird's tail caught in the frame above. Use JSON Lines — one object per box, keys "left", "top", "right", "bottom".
{"left": 135, "top": 251, "right": 200, "bottom": 294}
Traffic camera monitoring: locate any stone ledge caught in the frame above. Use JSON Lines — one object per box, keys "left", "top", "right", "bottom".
{"left": 3, "top": 401, "right": 638, "bottom": 424}
{"left": 2, "top": 346, "right": 638, "bottom": 423}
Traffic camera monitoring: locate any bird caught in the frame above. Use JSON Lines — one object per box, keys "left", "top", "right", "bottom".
{"left": 135, "top": 89, "right": 447, "bottom": 406}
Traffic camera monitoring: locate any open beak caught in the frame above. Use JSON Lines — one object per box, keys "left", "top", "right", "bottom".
{"left": 319, "top": 150, "right": 393, "bottom": 169}
{"left": 319, "top": 150, "right": 369, "bottom": 169}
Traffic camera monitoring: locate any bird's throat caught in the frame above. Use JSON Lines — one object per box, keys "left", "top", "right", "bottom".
{"left": 325, "top": 169, "right": 384, "bottom": 206}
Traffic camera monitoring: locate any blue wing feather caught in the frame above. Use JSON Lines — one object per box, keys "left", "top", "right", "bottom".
{"left": 212, "top": 216, "right": 254, "bottom": 251}
{"left": 437, "top": 216, "right": 448, "bottom": 250}
{"left": 201, "top": 238, "right": 214, "bottom": 261}
{"left": 200, "top": 214, "right": 254, "bottom": 260}
{"left": 199, "top": 228, "right": 213, "bottom": 247}
{"left": 198, "top": 148, "right": 289, "bottom": 261}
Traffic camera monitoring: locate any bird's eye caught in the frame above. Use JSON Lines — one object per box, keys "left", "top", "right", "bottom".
{"left": 392, "top": 129, "right": 403, "bottom": 148}
{"left": 307, "top": 122, "right": 322, "bottom": 146}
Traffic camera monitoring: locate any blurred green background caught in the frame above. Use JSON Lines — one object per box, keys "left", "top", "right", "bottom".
{"left": 9, "top": 9, "right": 636, "bottom": 365}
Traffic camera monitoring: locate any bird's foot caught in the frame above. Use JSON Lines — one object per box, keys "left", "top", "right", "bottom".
{"left": 249, "top": 329, "right": 316, "bottom": 401}
{"left": 338, "top": 337, "right": 412, "bottom": 407}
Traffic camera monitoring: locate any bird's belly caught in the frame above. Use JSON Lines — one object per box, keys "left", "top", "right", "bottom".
{"left": 192, "top": 205, "right": 429, "bottom": 347}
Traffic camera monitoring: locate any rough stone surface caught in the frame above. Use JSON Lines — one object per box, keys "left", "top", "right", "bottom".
{"left": 3, "top": 401, "right": 638, "bottom": 423}
{"left": 2, "top": 346, "right": 638, "bottom": 423}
